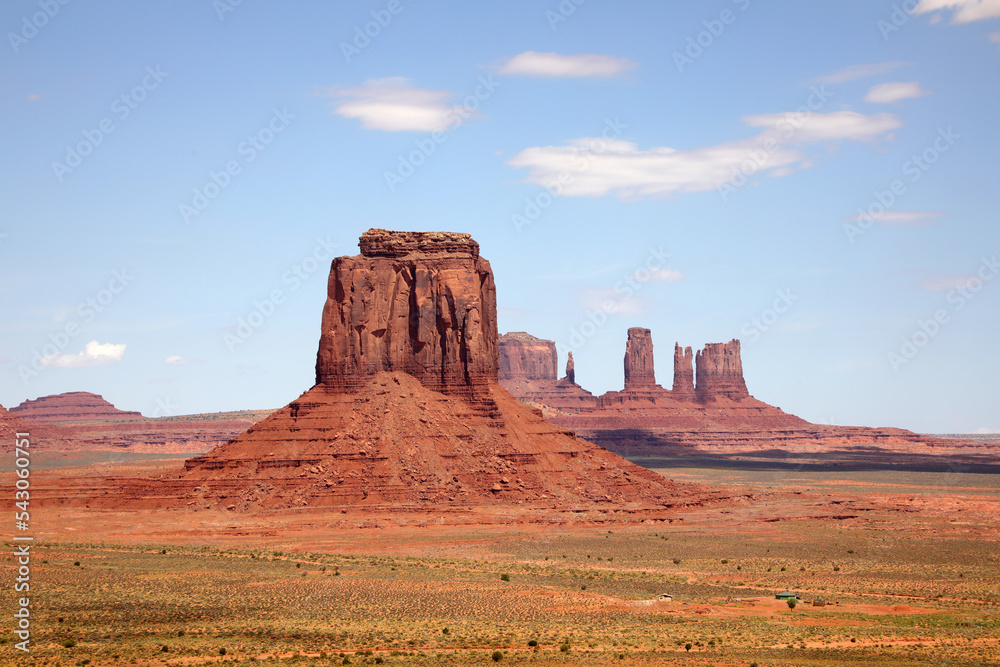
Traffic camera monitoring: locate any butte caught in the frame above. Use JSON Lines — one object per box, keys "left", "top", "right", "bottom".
{"left": 172, "top": 229, "right": 689, "bottom": 514}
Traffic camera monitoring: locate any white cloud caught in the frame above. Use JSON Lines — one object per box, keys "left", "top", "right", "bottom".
{"left": 647, "top": 267, "right": 685, "bottom": 283}
{"left": 815, "top": 61, "right": 909, "bottom": 84}
{"left": 327, "top": 77, "right": 463, "bottom": 132}
{"left": 498, "top": 51, "right": 636, "bottom": 78}
{"left": 507, "top": 111, "right": 901, "bottom": 199}
{"left": 580, "top": 288, "right": 648, "bottom": 317}
{"left": 915, "top": 0, "right": 1000, "bottom": 23}
{"left": 164, "top": 355, "right": 198, "bottom": 365}
{"left": 865, "top": 81, "right": 930, "bottom": 104}
{"left": 918, "top": 274, "right": 980, "bottom": 291}
{"left": 847, "top": 210, "right": 944, "bottom": 225}
{"left": 41, "top": 341, "right": 126, "bottom": 368}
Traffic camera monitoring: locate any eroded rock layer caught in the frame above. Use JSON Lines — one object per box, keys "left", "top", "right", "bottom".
{"left": 623, "top": 328, "right": 656, "bottom": 390}
{"left": 498, "top": 332, "right": 558, "bottom": 382}
{"left": 696, "top": 339, "right": 750, "bottom": 401}
{"left": 315, "top": 229, "right": 498, "bottom": 405}
{"left": 10, "top": 392, "right": 145, "bottom": 422}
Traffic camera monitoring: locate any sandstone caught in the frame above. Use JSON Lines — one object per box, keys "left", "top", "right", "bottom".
{"left": 499, "top": 332, "right": 558, "bottom": 382}
{"left": 175, "top": 229, "right": 682, "bottom": 511}
{"left": 315, "top": 228, "right": 497, "bottom": 405}
{"left": 10, "top": 392, "right": 145, "bottom": 422}
{"left": 565, "top": 351, "right": 576, "bottom": 385}
{"left": 695, "top": 339, "right": 750, "bottom": 401}
{"left": 671, "top": 343, "right": 696, "bottom": 401}
{"left": 623, "top": 327, "right": 656, "bottom": 390}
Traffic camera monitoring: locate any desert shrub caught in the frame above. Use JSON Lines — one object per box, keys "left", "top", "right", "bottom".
{"left": 491, "top": 650, "right": 503, "bottom": 661}
{"left": 560, "top": 642, "right": 570, "bottom": 652}
{"left": 685, "top": 642, "right": 692, "bottom": 652}
{"left": 74, "top": 561, "right": 81, "bottom": 567}
{"left": 500, "top": 573, "right": 510, "bottom": 582}
{"left": 787, "top": 598, "right": 797, "bottom": 610}
{"left": 442, "top": 628, "right": 449, "bottom": 635}
{"left": 672, "top": 558, "right": 681, "bottom": 564}
{"left": 721, "top": 559, "right": 728, "bottom": 564}
{"left": 219, "top": 648, "right": 226, "bottom": 655}
{"left": 63, "top": 639, "right": 76, "bottom": 648}
{"left": 527, "top": 640, "right": 538, "bottom": 647}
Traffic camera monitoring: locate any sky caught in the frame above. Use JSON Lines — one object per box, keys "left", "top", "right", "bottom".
{"left": 1, "top": 0, "right": 998, "bottom": 434}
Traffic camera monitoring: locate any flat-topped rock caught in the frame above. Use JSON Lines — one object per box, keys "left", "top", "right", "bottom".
{"left": 358, "top": 228, "right": 479, "bottom": 259}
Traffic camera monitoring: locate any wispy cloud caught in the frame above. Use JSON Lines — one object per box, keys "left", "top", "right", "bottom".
{"left": 326, "top": 77, "right": 464, "bottom": 132}
{"left": 848, "top": 210, "right": 944, "bottom": 226}
{"left": 815, "top": 61, "right": 909, "bottom": 84}
{"left": 915, "top": 0, "right": 1000, "bottom": 23}
{"left": 918, "top": 274, "right": 980, "bottom": 291}
{"left": 498, "top": 52, "right": 636, "bottom": 78}
{"left": 41, "top": 341, "right": 126, "bottom": 368}
{"left": 164, "top": 355, "right": 201, "bottom": 365}
{"left": 865, "top": 81, "right": 930, "bottom": 104}
{"left": 580, "top": 288, "right": 648, "bottom": 316}
{"left": 508, "top": 111, "right": 901, "bottom": 199}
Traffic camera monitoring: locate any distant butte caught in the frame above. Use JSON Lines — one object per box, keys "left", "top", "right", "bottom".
{"left": 10, "top": 391, "right": 145, "bottom": 423}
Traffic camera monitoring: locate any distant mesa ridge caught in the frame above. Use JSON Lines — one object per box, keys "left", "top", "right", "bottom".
{"left": 10, "top": 391, "right": 144, "bottom": 422}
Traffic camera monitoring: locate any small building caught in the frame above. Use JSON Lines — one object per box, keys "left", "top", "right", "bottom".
{"left": 812, "top": 599, "right": 827, "bottom": 607}
{"left": 658, "top": 593, "right": 674, "bottom": 601}
{"left": 775, "top": 591, "right": 798, "bottom": 600}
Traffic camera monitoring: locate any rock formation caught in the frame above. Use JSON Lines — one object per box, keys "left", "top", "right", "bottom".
{"left": 10, "top": 392, "right": 145, "bottom": 422}
{"left": 498, "top": 332, "right": 558, "bottom": 382}
{"left": 671, "top": 343, "right": 696, "bottom": 401}
{"left": 176, "top": 230, "right": 681, "bottom": 511}
{"left": 623, "top": 327, "right": 656, "bottom": 390}
{"left": 315, "top": 229, "right": 497, "bottom": 406}
{"left": 695, "top": 339, "right": 749, "bottom": 401}
{"left": 565, "top": 351, "right": 575, "bottom": 385}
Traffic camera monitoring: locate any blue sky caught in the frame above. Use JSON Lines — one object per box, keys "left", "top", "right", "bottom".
{"left": 2, "top": 0, "right": 998, "bottom": 433}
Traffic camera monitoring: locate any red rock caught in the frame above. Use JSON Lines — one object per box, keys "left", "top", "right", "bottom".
{"left": 623, "top": 327, "right": 656, "bottom": 390}
{"left": 695, "top": 339, "right": 749, "bottom": 401}
{"left": 671, "top": 343, "right": 696, "bottom": 401}
{"left": 565, "top": 351, "right": 576, "bottom": 385}
{"left": 315, "top": 229, "right": 497, "bottom": 405}
{"left": 10, "top": 392, "right": 145, "bottom": 422}
{"left": 499, "top": 332, "right": 558, "bottom": 382}
{"left": 177, "top": 229, "right": 682, "bottom": 511}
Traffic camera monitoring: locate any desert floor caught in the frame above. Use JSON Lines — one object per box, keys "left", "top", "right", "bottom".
{"left": 3, "top": 453, "right": 999, "bottom": 666}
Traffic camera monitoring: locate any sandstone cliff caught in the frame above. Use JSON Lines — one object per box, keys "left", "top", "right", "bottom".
{"left": 623, "top": 327, "right": 656, "bottom": 390}
{"left": 695, "top": 339, "right": 750, "bottom": 401}
{"left": 498, "top": 332, "right": 558, "bottom": 382}
{"left": 315, "top": 229, "right": 497, "bottom": 406}
{"left": 671, "top": 343, "right": 696, "bottom": 401}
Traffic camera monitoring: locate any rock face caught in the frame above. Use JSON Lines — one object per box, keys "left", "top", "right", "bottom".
{"left": 623, "top": 327, "right": 656, "bottom": 390}
{"left": 10, "top": 392, "right": 145, "bottom": 422}
{"left": 498, "top": 332, "right": 558, "bottom": 382}
{"left": 671, "top": 343, "right": 696, "bottom": 401}
{"left": 565, "top": 351, "right": 575, "bottom": 385}
{"left": 695, "top": 339, "right": 749, "bottom": 401}
{"left": 315, "top": 229, "right": 498, "bottom": 405}
{"left": 178, "top": 230, "right": 682, "bottom": 512}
